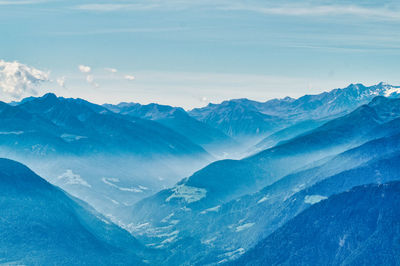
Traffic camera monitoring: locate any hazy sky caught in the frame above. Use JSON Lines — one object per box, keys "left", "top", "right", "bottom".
{"left": 1, "top": 0, "right": 400, "bottom": 109}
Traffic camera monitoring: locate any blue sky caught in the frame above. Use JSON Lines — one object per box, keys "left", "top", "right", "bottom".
{"left": 1, "top": 0, "right": 400, "bottom": 108}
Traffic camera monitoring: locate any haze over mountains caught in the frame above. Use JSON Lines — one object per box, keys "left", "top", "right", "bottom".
{"left": 0, "top": 92, "right": 214, "bottom": 223}
{"left": 0, "top": 158, "right": 147, "bottom": 265}
{"left": 126, "top": 94, "right": 400, "bottom": 264}
{"left": 103, "top": 102, "right": 235, "bottom": 158}
{"left": 191, "top": 83, "right": 400, "bottom": 146}
{"left": 2, "top": 82, "right": 400, "bottom": 265}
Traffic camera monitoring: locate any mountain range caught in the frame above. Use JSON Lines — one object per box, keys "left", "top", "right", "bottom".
{"left": 132, "top": 96, "right": 400, "bottom": 215}
{"left": 103, "top": 102, "right": 235, "bottom": 158}
{"left": 0, "top": 93, "right": 214, "bottom": 229}
{"left": 2, "top": 82, "right": 400, "bottom": 265}
{"left": 191, "top": 82, "right": 400, "bottom": 148}
{"left": 124, "top": 90, "right": 400, "bottom": 265}
{"left": 8, "top": 93, "right": 208, "bottom": 157}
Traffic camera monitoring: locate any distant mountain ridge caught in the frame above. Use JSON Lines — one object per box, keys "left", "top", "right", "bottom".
{"left": 103, "top": 102, "right": 235, "bottom": 157}
{"left": 189, "top": 82, "right": 400, "bottom": 143}
{"left": 101, "top": 83, "right": 400, "bottom": 157}
{"left": 8, "top": 93, "right": 209, "bottom": 157}
{"left": 192, "top": 82, "right": 400, "bottom": 119}
{"left": 2, "top": 83, "right": 400, "bottom": 265}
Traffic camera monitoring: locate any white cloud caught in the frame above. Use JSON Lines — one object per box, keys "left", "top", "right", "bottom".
{"left": 56, "top": 76, "right": 66, "bottom": 88}
{"left": 86, "top": 74, "right": 99, "bottom": 87}
{"left": 78, "top": 64, "right": 91, "bottom": 73}
{"left": 0, "top": 60, "right": 49, "bottom": 99}
{"left": 86, "top": 75, "right": 94, "bottom": 83}
{"left": 125, "top": 75, "right": 135, "bottom": 81}
{"left": 74, "top": 3, "right": 159, "bottom": 12}
{"left": 105, "top": 67, "right": 117, "bottom": 73}
{"left": 77, "top": 65, "right": 99, "bottom": 87}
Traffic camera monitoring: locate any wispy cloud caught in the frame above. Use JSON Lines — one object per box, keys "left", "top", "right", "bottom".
{"left": 0, "top": 0, "right": 48, "bottom": 5}
{"left": 124, "top": 75, "right": 135, "bottom": 81}
{"left": 74, "top": 3, "right": 159, "bottom": 12}
{"left": 51, "top": 27, "right": 189, "bottom": 36}
{"left": 105, "top": 67, "right": 117, "bottom": 73}
{"left": 78, "top": 65, "right": 91, "bottom": 73}
{"left": 71, "top": 1, "right": 400, "bottom": 21}
{"left": 224, "top": 4, "right": 400, "bottom": 20}
{"left": 77, "top": 64, "right": 99, "bottom": 87}
{"left": 86, "top": 74, "right": 99, "bottom": 88}
{"left": 56, "top": 76, "right": 66, "bottom": 88}
{"left": 0, "top": 60, "right": 49, "bottom": 99}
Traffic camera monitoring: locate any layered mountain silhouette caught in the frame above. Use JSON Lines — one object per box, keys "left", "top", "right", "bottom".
{"left": 133, "top": 96, "right": 400, "bottom": 217}
{"left": 103, "top": 102, "right": 235, "bottom": 157}
{"left": 6, "top": 93, "right": 208, "bottom": 157}
{"left": 191, "top": 83, "right": 400, "bottom": 145}
{"left": 126, "top": 93, "right": 400, "bottom": 265}
{"left": 233, "top": 181, "right": 400, "bottom": 266}
{"left": 0, "top": 158, "right": 147, "bottom": 265}
{"left": 0, "top": 93, "right": 213, "bottom": 232}
{"left": 190, "top": 99, "right": 286, "bottom": 143}
{"left": 2, "top": 82, "right": 400, "bottom": 265}
{"left": 127, "top": 133, "right": 400, "bottom": 264}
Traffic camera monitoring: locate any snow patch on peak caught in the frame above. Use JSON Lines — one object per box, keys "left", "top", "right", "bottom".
{"left": 384, "top": 86, "right": 400, "bottom": 97}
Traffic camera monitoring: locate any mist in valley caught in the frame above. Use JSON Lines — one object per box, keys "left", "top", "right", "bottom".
{"left": 1, "top": 1, "right": 400, "bottom": 264}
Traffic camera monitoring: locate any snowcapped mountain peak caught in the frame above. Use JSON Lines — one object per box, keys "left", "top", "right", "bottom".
{"left": 369, "top": 82, "right": 400, "bottom": 96}
{"left": 382, "top": 85, "right": 400, "bottom": 97}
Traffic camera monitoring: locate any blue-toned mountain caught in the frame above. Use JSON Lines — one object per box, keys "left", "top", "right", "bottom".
{"left": 0, "top": 93, "right": 212, "bottom": 233}
{"left": 190, "top": 83, "right": 400, "bottom": 147}
{"left": 233, "top": 181, "right": 400, "bottom": 266}
{"left": 142, "top": 96, "right": 400, "bottom": 210}
{"left": 12, "top": 93, "right": 209, "bottom": 157}
{"left": 0, "top": 158, "right": 148, "bottom": 265}
{"left": 103, "top": 102, "right": 235, "bottom": 157}
{"left": 190, "top": 98, "right": 286, "bottom": 142}
{"left": 127, "top": 128, "right": 400, "bottom": 264}
{"left": 126, "top": 96, "right": 400, "bottom": 264}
